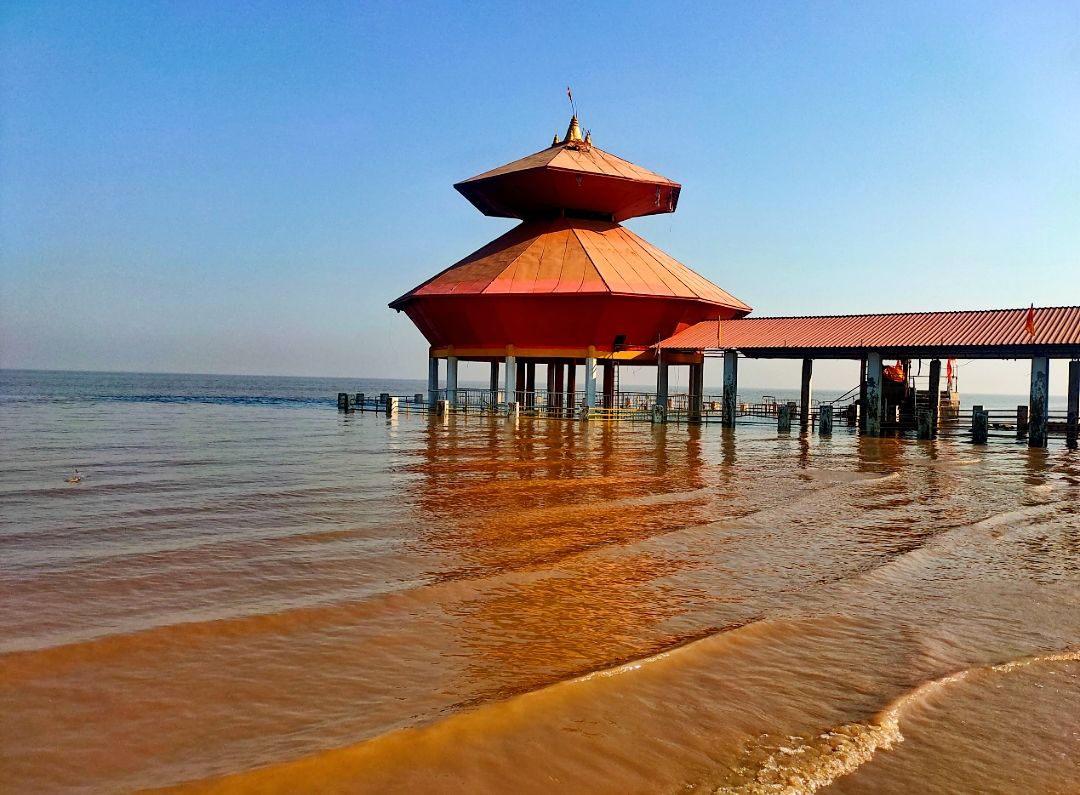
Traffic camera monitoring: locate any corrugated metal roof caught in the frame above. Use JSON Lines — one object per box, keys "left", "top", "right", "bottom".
{"left": 389, "top": 217, "right": 751, "bottom": 311}
{"left": 657, "top": 307, "right": 1080, "bottom": 352}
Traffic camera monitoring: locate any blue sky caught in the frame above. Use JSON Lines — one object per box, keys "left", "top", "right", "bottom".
{"left": 2, "top": 1, "right": 1077, "bottom": 391}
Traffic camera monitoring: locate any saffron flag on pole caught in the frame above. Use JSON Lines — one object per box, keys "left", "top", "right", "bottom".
{"left": 1025, "top": 304, "right": 1036, "bottom": 337}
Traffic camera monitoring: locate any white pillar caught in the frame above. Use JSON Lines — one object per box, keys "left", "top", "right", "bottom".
{"left": 584, "top": 357, "right": 597, "bottom": 407}
{"left": 427, "top": 357, "right": 439, "bottom": 408}
{"left": 656, "top": 362, "right": 669, "bottom": 417}
{"left": 722, "top": 351, "right": 737, "bottom": 428}
{"left": 866, "top": 351, "right": 882, "bottom": 436}
{"left": 504, "top": 355, "right": 516, "bottom": 406}
{"left": 446, "top": 356, "right": 458, "bottom": 406}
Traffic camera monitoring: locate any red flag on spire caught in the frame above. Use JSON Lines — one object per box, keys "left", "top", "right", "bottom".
{"left": 1024, "top": 304, "right": 1036, "bottom": 337}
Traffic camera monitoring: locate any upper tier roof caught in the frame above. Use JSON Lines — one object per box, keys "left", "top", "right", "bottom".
{"left": 453, "top": 117, "right": 681, "bottom": 222}
{"left": 389, "top": 216, "right": 750, "bottom": 312}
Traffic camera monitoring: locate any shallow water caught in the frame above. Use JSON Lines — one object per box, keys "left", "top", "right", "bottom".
{"left": 1, "top": 371, "right": 1078, "bottom": 793}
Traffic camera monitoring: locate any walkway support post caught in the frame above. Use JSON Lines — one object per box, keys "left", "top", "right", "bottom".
{"left": 427, "top": 357, "right": 439, "bottom": 408}
{"left": 688, "top": 362, "right": 704, "bottom": 424}
{"left": 446, "top": 357, "right": 458, "bottom": 407}
{"left": 799, "top": 358, "right": 813, "bottom": 431}
{"left": 928, "top": 358, "right": 941, "bottom": 438}
{"left": 820, "top": 404, "right": 833, "bottom": 436}
{"left": 1017, "top": 405, "right": 1029, "bottom": 439}
{"left": 585, "top": 352, "right": 597, "bottom": 407}
{"left": 865, "top": 352, "right": 883, "bottom": 437}
{"left": 722, "top": 351, "right": 738, "bottom": 428}
{"left": 656, "top": 362, "right": 669, "bottom": 423}
{"left": 1066, "top": 360, "right": 1079, "bottom": 450}
{"left": 1029, "top": 357, "right": 1049, "bottom": 448}
{"left": 488, "top": 361, "right": 500, "bottom": 407}
{"left": 566, "top": 362, "right": 577, "bottom": 418}
{"left": 503, "top": 353, "right": 516, "bottom": 410}
{"left": 917, "top": 409, "right": 932, "bottom": 439}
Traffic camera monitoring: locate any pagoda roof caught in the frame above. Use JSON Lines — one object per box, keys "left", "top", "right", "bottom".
{"left": 453, "top": 118, "right": 682, "bottom": 222}
{"left": 389, "top": 217, "right": 750, "bottom": 312}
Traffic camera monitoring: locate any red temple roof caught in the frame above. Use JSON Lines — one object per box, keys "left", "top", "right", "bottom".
{"left": 389, "top": 216, "right": 749, "bottom": 312}
{"left": 454, "top": 117, "right": 681, "bottom": 222}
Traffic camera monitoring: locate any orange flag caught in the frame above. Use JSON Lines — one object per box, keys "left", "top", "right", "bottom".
{"left": 1024, "top": 304, "right": 1036, "bottom": 337}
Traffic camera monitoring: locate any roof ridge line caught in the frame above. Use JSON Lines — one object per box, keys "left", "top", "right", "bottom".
{"left": 727, "top": 305, "right": 1080, "bottom": 322}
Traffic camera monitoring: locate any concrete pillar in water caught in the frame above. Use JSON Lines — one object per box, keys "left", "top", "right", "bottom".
{"left": 553, "top": 361, "right": 565, "bottom": 415}
{"left": 437, "top": 399, "right": 448, "bottom": 416}
{"left": 820, "top": 404, "right": 833, "bottom": 436}
{"left": 427, "top": 357, "right": 439, "bottom": 408}
{"left": 1029, "top": 357, "right": 1049, "bottom": 448}
{"left": 488, "top": 361, "right": 500, "bottom": 407}
{"left": 917, "top": 409, "right": 932, "bottom": 439}
{"left": 585, "top": 355, "right": 597, "bottom": 407}
{"left": 778, "top": 403, "right": 792, "bottom": 433}
{"left": 655, "top": 362, "right": 670, "bottom": 423}
{"left": 602, "top": 360, "right": 615, "bottom": 409}
{"left": 865, "top": 352, "right": 883, "bottom": 436}
{"left": 516, "top": 361, "right": 526, "bottom": 405}
{"left": 525, "top": 362, "right": 536, "bottom": 408}
{"left": 337, "top": 392, "right": 351, "bottom": 412}
{"left": 722, "top": 351, "right": 737, "bottom": 428}
{"left": 1065, "top": 360, "right": 1079, "bottom": 450}
{"left": 566, "top": 363, "right": 577, "bottom": 417}
{"left": 799, "top": 358, "right": 813, "bottom": 431}
{"left": 972, "top": 404, "right": 988, "bottom": 444}
{"left": 688, "top": 362, "right": 704, "bottom": 424}
{"left": 504, "top": 354, "right": 516, "bottom": 409}
{"left": 446, "top": 357, "right": 458, "bottom": 406}
{"left": 356, "top": 393, "right": 365, "bottom": 410}
{"left": 858, "top": 357, "right": 868, "bottom": 431}
{"left": 928, "top": 358, "right": 941, "bottom": 438}
{"left": 1016, "top": 405, "right": 1029, "bottom": 439}
{"left": 384, "top": 396, "right": 398, "bottom": 417}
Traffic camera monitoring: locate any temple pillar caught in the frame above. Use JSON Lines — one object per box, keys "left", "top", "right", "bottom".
{"left": 525, "top": 361, "right": 536, "bottom": 408}
{"left": 585, "top": 355, "right": 597, "bottom": 407}
{"left": 566, "top": 362, "right": 577, "bottom": 417}
{"left": 688, "top": 362, "right": 704, "bottom": 424}
{"left": 1066, "top": 360, "right": 1079, "bottom": 450}
{"left": 446, "top": 356, "right": 458, "bottom": 406}
{"left": 488, "top": 361, "right": 500, "bottom": 407}
{"left": 656, "top": 362, "right": 669, "bottom": 422}
{"left": 427, "top": 356, "right": 439, "bottom": 408}
{"left": 602, "top": 360, "right": 615, "bottom": 409}
{"left": 503, "top": 354, "right": 516, "bottom": 409}
{"left": 928, "top": 359, "right": 941, "bottom": 438}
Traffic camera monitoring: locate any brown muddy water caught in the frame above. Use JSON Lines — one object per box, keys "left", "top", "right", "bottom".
{"left": 2, "top": 372, "right": 1079, "bottom": 793}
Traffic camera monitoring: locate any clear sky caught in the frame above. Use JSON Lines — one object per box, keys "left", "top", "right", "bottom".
{"left": 2, "top": 1, "right": 1077, "bottom": 392}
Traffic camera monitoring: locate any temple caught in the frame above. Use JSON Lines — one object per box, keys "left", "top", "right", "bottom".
{"left": 389, "top": 115, "right": 749, "bottom": 415}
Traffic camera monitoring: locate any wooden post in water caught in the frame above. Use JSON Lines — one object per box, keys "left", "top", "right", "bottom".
{"left": 799, "top": 358, "right": 813, "bottom": 431}
{"left": 1066, "top": 360, "right": 1079, "bottom": 450}
{"left": 722, "top": 351, "right": 737, "bottom": 428}
{"left": 356, "top": 393, "right": 365, "bottom": 410}
{"left": 337, "top": 392, "right": 350, "bottom": 412}
{"left": 819, "top": 404, "right": 833, "bottom": 436}
{"left": 917, "top": 409, "right": 932, "bottom": 439}
{"left": 972, "top": 404, "right": 988, "bottom": 444}
{"left": 1029, "top": 357, "right": 1049, "bottom": 448}
{"left": 865, "top": 352, "right": 883, "bottom": 436}
{"left": 928, "top": 359, "right": 941, "bottom": 438}
{"left": 778, "top": 403, "right": 792, "bottom": 433}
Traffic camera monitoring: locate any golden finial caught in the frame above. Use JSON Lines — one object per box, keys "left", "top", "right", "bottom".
{"left": 564, "top": 115, "right": 583, "bottom": 143}
{"left": 552, "top": 133, "right": 560, "bottom": 146}
{"left": 584, "top": 130, "right": 592, "bottom": 146}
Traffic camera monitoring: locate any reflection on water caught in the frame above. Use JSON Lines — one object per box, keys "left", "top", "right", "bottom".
{"left": 1, "top": 378, "right": 1079, "bottom": 793}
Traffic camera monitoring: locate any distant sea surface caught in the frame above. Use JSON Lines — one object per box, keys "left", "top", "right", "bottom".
{"left": 2, "top": 369, "right": 1078, "bottom": 794}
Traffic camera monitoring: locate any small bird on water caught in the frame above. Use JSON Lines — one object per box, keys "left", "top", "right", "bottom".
{"left": 65, "top": 468, "right": 82, "bottom": 484}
